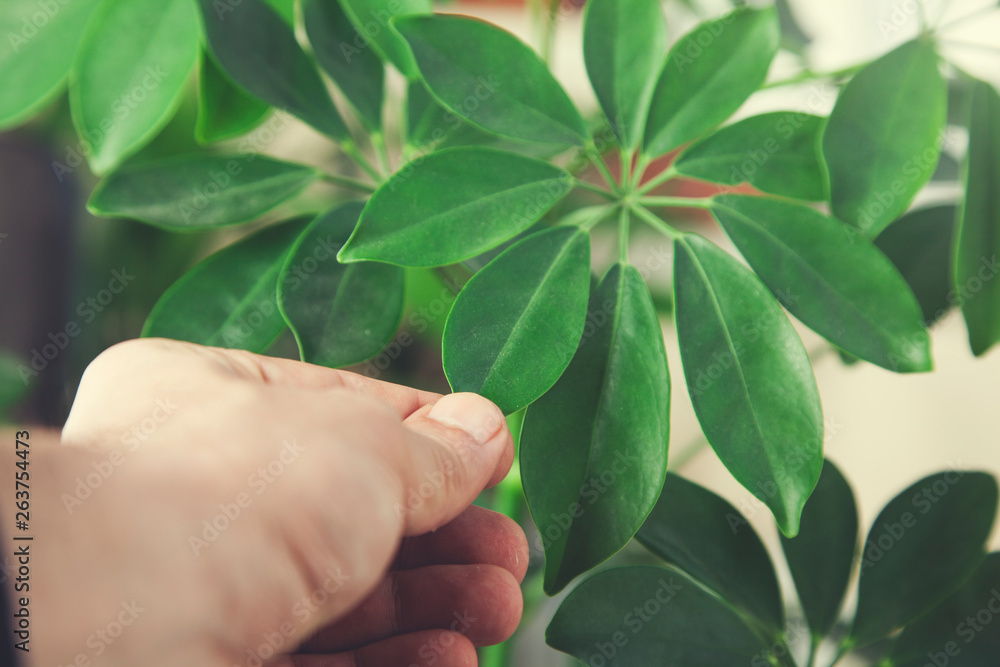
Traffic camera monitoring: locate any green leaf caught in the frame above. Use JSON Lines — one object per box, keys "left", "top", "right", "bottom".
{"left": 0, "top": 351, "right": 31, "bottom": 418}
{"left": 849, "top": 471, "right": 998, "bottom": 647}
{"left": 888, "top": 553, "right": 1000, "bottom": 667}
{"left": 337, "top": 0, "right": 431, "bottom": 77}
{"left": 521, "top": 264, "right": 670, "bottom": 594}
{"left": 643, "top": 7, "right": 780, "bottom": 158}
{"left": 196, "top": 52, "right": 272, "bottom": 144}
{"left": 583, "top": 0, "right": 666, "bottom": 148}
{"left": 278, "top": 204, "right": 405, "bottom": 368}
{"left": 780, "top": 459, "right": 858, "bottom": 638}
{"left": 822, "top": 39, "right": 947, "bottom": 237}
{"left": 88, "top": 154, "right": 319, "bottom": 230}
{"left": 675, "top": 112, "right": 826, "bottom": 201}
{"left": 637, "top": 473, "right": 784, "bottom": 636}
{"left": 393, "top": 14, "right": 588, "bottom": 147}
{"left": 197, "top": 0, "right": 349, "bottom": 141}
{"left": 443, "top": 227, "right": 591, "bottom": 415}
{"left": 304, "top": 0, "right": 385, "bottom": 131}
{"left": 143, "top": 220, "right": 309, "bottom": 350}
{"left": 0, "top": 0, "right": 103, "bottom": 129}
{"left": 262, "top": 0, "right": 295, "bottom": 23}
{"left": 875, "top": 205, "right": 958, "bottom": 326}
{"left": 711, "top": 194, "right": 931, "bottom": 373}
{"left": 338, "top": 147, "right": 572, "bottom": 267}
{"left": 955, "top": 80, "right": 1000, "bottom": 356}
{"left": 547, "top": 566, "right": 769, "bottom": 666}
{"left": 405, "top": 79, "right": 449, "bottom": 150}
{"left": 70, "top": 0, "right": 200, "bottom": 174}
{"left": 673, "top": 234, "right": 822, "bottom": 537}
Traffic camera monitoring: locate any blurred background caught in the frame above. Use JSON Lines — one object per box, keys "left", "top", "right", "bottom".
{"left": 2, "top": 0, "right": 999, "bottom": 665}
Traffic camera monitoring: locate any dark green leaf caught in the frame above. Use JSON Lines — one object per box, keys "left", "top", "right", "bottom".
{"left": 0, "top": 0, "right": 103, "bottom": 129}
{"left": 889, "top": 553, "right": 1000, "bottom": 667}
{"left": 338, "top": 147, "right": 571, "bottom": 267}
{"left": 196, "top": 52, "right": 272, "bottom": 144}
{"left": 583, "top": 0, "right": 666, "bottom": 148}
{"left": 337, "top": 0, "right": 431, "bottom": 77}
{"left": 822, "top": 39, "right": 947, "bottom": 236}
{"left": 393, "top": 15, "right": 588, "bottom": 147}
{"left": 637, "top": 473, "right": 784, "bottom": 636}
{"left": 676, "top": 112, "right": 826, "bottom": 201}
{"left": 643, "top": 7, "right": 780, "bottom": 158}
{"left": 88, "top": 154, "right": 319, "bottom": 230}
{"left": 405, "top": 79, "right": 445, "bottom": 149}
{"left": 262, "top": 0, "right": 295, "bottom": 23}
{"left": 197, "top": 0, "right": 349, "bottom": 141}
{"left": 780, "top": 459, "right": 858, "bottom": 638}
{"left": 547, "top": 565, "right": 769, "bottom": 666}
{"left": 0, "top": 352, "right": 31, "bottom": 418}
{"left": 443, "top": 227, "right": 591, "bottom": 415}
{"left": 849, "top": 471, "right": 998, "bottom": 647}
{"left": 143, "top": 220, "right": 309, "bottom": 350}
{"left": 711, "top": 194, "right": 931, "bottom": 372}
{"left": 955, "top": 80, "right": 1000, "bottom": 356}
{"left": 304, "top": 0, "right": 385, "bottom": 130}
{"left": 521, "top": 264, "right": 670, "bottom": 594}
{"left": 70, "top": 0, "right": 200, "bottom": 174}
{"left": 674, "top": 234, "right": 822, "bottom": 536}
{"left": 278, "top": 204, "right": 404, "bottom": 368}
{"left": 775, "top": 0, "right": 810, "bottom": 53}
{"left": 875, "top": 205, "right": 958, "bottom": 326}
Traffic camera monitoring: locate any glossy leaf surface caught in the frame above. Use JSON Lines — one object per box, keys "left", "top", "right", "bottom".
{"left": 196, "top": 52, "right": 271, "bottom": 144}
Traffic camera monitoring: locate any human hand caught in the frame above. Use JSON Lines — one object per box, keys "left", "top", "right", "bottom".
{"left": 13, "top": 339, "right": 525, "bottom": 666}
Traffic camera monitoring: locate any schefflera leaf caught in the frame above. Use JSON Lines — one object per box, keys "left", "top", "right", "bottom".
{"left": 849, "top": 471, "right": 998, "bottom": 648}
{"left": 822, "top": 38, "right": 947, "bottom": 237}
{"left": 70, "top": 0, "right": 200, "bottom": 174}
{"left": 711, "top": 194, "right": 931, "bottom": 373}
{"left": 521, "top": 264, "right": 670, "bottom": 594}
{"left": 637, "top": 473, "right": 785, "bottom": 637}
{"left": 547, "top": 565, "right": 769, "bottom": 666}
{"left": 196, "top": 52, "right": 272, "bottom": 144}
{"left": 338, "top": 147, "right": 572, "bottom": 267}
{"left": 88, "top": 154, "right": 320, "bottom": 230}
{"left": 674, "top": 234, "right": 823, "bottom": 537}
{"left": 442, "top": 227, "right": 591, "bottom": 415}
{"left": 582, "top": 0, "right": 665, "bottom": 149}
{"left": 643, "top": 7, "right": 780, "bottom": 158}
{"left": 338, "top": 0, "right": 431, "bottom": 77}
{"left": 780, "top": 459, "right": 858, "bottom": 639}
{"left": 675, "top": 112, "right": 826, "bottom": 201}
{"left": 393, "top": 14, "right": 588, "bottom": 147}
{"left": 143, "top": 220, "right": 309, "bottom": 350}
{"left": 955, "top": 80, "right": 1000, "bottom": 356}
{"left": 279, "top": 204, "right": 404, "bottom": 368}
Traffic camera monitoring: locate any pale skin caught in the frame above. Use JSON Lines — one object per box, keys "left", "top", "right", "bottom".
{"left": 1, "top": 339, "right": 527, "bottom": 666}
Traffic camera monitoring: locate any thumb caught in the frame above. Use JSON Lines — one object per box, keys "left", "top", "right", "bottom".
{"left": 398, "top": 393, "right": 513, "bottom": 535}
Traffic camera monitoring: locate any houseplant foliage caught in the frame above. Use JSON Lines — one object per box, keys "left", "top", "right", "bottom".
{"left": 3, "top": 0, "right": 1000, "bottom": 663}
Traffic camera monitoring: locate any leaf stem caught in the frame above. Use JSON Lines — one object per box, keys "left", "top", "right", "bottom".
{"left": 806, "top": 635, "right": 820, "bottom": 667}
{"left": 630, "top": 204, "right": 684, "bottom": 240}
{"left": 760, "top": 62, "right": 868, "bottom": 90}
{"left": 371, "top": 132, "right": 392, "bottom": 176}
{"left": 539, "top": 0, "right": 561, "bottom": 63}
{"left": 636, "top": 164, "right": 678, "bottom": 195}
{"left": 639, "top": 196, "right": 715, "bottom": 210}
{"left": 574, "top": 179, "right": 617, "bottom": 201}
{"left": 618, "top": 205, "right": 631, "bottom": 262}
{"left": 341, "top": 141, "right": 384, "bottom": 183}
{"left": 828, "top": 639, "right": 854, "bottom": 667}
{"left": 577, "top": 204, "right": 617, "bottom": 231}
{"left": 319, "top": 172, "right": 378, "bottom": 192}
{"left": 588, "top": 147, "right": 620, "bottom": 194}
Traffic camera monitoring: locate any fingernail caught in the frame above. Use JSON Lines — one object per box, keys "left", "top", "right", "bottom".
{"left": 426, "top": 393, "right": 504, "bottom": 445}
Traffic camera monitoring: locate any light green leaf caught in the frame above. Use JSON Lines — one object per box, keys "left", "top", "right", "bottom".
{"left": 674, "top": 233, "right": 822, "bottom": 536}
{"left": 0, "top": 0, "right": 103, "bottom": 129}
{"left": 393, "top": 14, "right": 588, "bottom": 147}
{"left": 955, "top": 80, "right": 1000, "bottom": 355}
{"left": 70, "top": 0, "right": 200, "bottom": 174}
{"left": 337, "top": 0, "right": 431, "bottom": 77}
{"left": 643, "top": 7, "right": 779, "bottom": 158}
{"left": 711, "top": 194, "right": 931, "bottom": 372}
{"left": 583, "top": 0, "right": 666, "bottom": 148}
{"left": 443, "top": 227, "right": 591, "bottom": 415}
{"left": 304, "top": 0, "right": 385, "bottom": 130}
{"left": 849, "top": 471, "right": 998, "bottom": 647}
{"left": 547, "top": 566, "right": 769, "bottom": 666}
{"left": 637, "top": 473, "right": 785, "bottom": 637}
{"left": 143, "top": 220, "right": 309, "bottom": 350}
{"left": 88, "top": 154, "right": 319, "bottom": 230}
{"left": 278, "top": 204, "right": 404, "bottom": 368}
{"left": 676, "top": 112, "right": 826, "bottom": 201}
{"left": 197, "top": 0, "right": 349, "bottom": 141}
{"left": 338, "top": 147, "right": 572, "bottom": 267}
{"left": 196, "top": 52, "right": 272, "bottom": 144}
{"left": 780, "top": 460, "right": 858, "bottom": 638}
{"left": 823, "top": 39, "right": 947, "bottom": 236}
{"left": 521, "top": 264, "right": 670, "bottom": 594}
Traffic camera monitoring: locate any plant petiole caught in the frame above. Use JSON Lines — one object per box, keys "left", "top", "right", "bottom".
{"left": 630, "top": 204, "right": 684, "bottom": 240}
{"left": 636, "top": 164, "right": 679, "bottom": 195}
{"left": 319, "top": 171, "right": 378, "bottom": 192}
{"left": 639, "top": 196, "right": 715, "bottom": 210}
{"left": 573, "top": 178, "right": 617, "bottom": 201}
{"left": 341, "top": 141, "right": 384, "bottom": 183}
